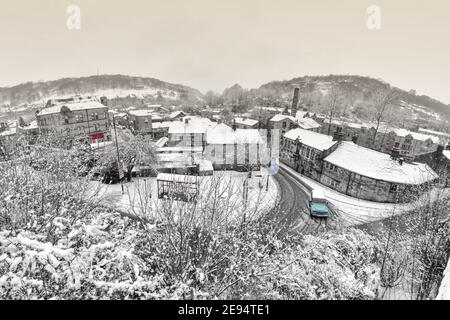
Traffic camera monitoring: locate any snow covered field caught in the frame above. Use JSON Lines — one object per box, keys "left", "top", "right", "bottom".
{"left": 91, "top": 170, "right": 278, "bottom": 222}
{"left": 281, "top": 164, "right": 450, "bottom": 226}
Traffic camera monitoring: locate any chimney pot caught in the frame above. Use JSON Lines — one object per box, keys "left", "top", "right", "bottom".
{"left": 291, "top": 88, "right": 300, "bottom": 117}
{"left": 391, "top": 142, "right": 401, "bottom": 160}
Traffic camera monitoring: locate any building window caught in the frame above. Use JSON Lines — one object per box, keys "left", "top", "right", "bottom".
{"left": 390, "top": 184, "right": 398, "bottom": 193}
{"left": 282, "top": 121, "right": 287, "bottom": 129}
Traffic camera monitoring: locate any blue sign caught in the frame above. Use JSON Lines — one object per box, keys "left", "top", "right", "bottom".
{"left": 268, "top": 156, "right": 279, "bottom": 175}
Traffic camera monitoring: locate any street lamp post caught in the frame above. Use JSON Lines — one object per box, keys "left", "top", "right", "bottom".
{"left": 113, "top": 115, "right": 124, "bottom": 195}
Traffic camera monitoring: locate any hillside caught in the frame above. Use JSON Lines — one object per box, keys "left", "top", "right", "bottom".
{"left": 250, "top": 75, "right": 450, "bottom": 123}
{"left": 0, "top": 75, "right": 203, "bottom": 112}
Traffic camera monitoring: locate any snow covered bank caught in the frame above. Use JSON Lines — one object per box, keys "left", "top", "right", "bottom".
{"left": 437, "top": 259, "right": 450, "bottom": 300}
{"left": 281, "top": 164, "right": 450, "bottom": 226}
{"left": 91, "top": 170, "right": 279, "bottom": 222}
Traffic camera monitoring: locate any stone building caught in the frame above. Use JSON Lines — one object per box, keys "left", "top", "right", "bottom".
{"left": 204, "top": 123, "right": 267, "bottom": 171}
{"left": 382, "top": 129, "right": 440, "bottom": 160}
{"left": 296, "top": 117, "right": 321, "bottom": 133}
{"left": 167, "top": 116, "right": 215, "bottom": 149}
{"left": 151, "top": 121, "right": 172, "bottom": 139}
{"left": 418, "top": 128, "right": 450, "bottom": 146}
{"left": 234, "top": 117, "right": 259, "bottom": 129}
{"left": 321, "top": 141, "right": 438, "bottom": 202}
{"left": 36, "top": 97, "right": 110, "bottom": 142}
{"left": 128, "top": 109, "right": 153, "bottom": 134}
{"left": 414, "top": 145, "right": 450, "bottom": 187}
{"left": 280, "top": 128, "right": 438, "bottom": 203}
{"left": 269, "top": 114, "right": 297, "bottom": 137}
{"left": 280, "top": 128, "right": 338, "bottom": 181}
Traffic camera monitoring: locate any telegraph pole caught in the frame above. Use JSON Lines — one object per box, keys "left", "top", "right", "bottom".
{"left": 113, "top": 115, "right": 124, "bottom": 194}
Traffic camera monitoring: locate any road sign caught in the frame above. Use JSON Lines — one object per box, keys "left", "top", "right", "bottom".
{"left": 268, "top": 155, "right": 279, "bottom": 175}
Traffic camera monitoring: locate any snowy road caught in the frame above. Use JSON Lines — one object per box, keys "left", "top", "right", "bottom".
{"left": 274, "top": 167, "right": 337, "bottom": 234}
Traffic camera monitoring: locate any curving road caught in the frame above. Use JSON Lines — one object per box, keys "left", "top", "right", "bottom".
{"left": 273, "top": 166, "right": 338, "bottom": 234}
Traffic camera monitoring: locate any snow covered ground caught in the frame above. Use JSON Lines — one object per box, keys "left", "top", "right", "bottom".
{"left": 281, "top": 164, "right": 450, "bottom": 226}
{"left": 437, "top": 259, "right": 450, "bottom": 300}
{"left": 90, "top": 170, "right": 278, "bottom": 222}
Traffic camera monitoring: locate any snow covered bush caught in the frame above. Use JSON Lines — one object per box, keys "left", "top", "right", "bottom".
{"left": 1, "top": 137, "right": 384, "bottom": 300}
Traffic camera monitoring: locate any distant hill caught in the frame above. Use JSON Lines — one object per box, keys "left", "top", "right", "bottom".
{"left": 0, "top": 75, "right": 204, "bottom": 112}
{"left": 249, "top": 75, "right": 450, "bottom": 123}
{"left": 1, "top": 74, "right": 449, "bottom": 126}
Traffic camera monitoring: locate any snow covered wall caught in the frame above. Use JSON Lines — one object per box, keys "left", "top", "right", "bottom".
{"left": 437, "top": 258, "right": 450, "bottom": 300}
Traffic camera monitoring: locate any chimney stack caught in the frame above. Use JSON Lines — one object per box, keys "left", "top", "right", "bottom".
{"left": 391, "top": 142, "right": 401, "bottom": 160}
{"left": 100, "top": 96, "right": 108, "bottom": 106}
{"left": 337, "top": 132, "right": 344, "bottom": 142}
{"left": 291, "top": 87, "right": 300, "bottom": 117}
{"left": 332, "top": 128, "right": 344, "bottom": 142}
{"left": 232, "top": 119, "right": 237, "bottom": 131}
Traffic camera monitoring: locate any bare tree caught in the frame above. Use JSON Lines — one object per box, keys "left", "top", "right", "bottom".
{"left": 371, "top": 87, "right": 399, "bottom": 145}
{"left": 325, "top": 86, "right": 343, "bottom": 135}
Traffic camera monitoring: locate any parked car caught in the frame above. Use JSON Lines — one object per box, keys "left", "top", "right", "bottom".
{"left": 309, "top": 189, "right": 329, "bottom": 218}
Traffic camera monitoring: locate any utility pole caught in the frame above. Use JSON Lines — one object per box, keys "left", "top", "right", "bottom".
{"left": 113, "top": 115, "right": 124, "bottom": 194}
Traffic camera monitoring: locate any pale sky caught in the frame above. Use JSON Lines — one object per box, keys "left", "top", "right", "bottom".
{"left": 0, "top": 0, "right": 449, "bottom": 103}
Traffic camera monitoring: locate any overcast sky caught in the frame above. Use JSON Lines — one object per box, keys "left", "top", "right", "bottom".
{"left": 0, "top": 0, "right": 449, "bottom": 103}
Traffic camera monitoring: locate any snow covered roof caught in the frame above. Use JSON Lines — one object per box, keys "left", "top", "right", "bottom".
{"left": 234, "top": 117, "right": 259, "bottom": 127}
{"left": 393, "top": 129, "right": 440, "bottom": 143}
{"left": 157, "top": 146, "right": 203, "bottom": 153}
{"left": 168, "top": 117, "right": 215, "bottom": 134}
{"left": 155, "top": 137, "right": 169, "bottom": 148}
{"left": 295, "top": 111, "right": 309, "bottom": 119}
{"left": 38, "top": 100, "right": 107, "bottom": 116}
{"left": 19, "top": 120, "right": 38, "bottom": 130}
{"left": 443, "top": 150, "right": 450, "bottom": 161}
{"left": 152, "top": 121, "right": 172, "bottom": 129}
{"left": 169, "top": 111, "right": 185, "bottom": 119}
{"left": 297, "top": 117, "right": 321, "bottom": 130}
{"left": 157, "top": 173, "right": 199, "bottom": 184}
{"left": 206, "top": 123, "right": 264, "bottom": 144}
{"left": 256, "top": 106, "right": 284, "bottom": 113}
{"left": 322, "top": 118, "right": 366, "bottom": 129}
{"left": 90, "top": 141, "right": 114, "bottom": 150}
{"left": 128, "top": 109, "right": 154, "bottom": 117}
{"left": 418, "top": 128, "right": 450, "bottom": 138}
{"left": 197, "top": 159, "right": 214, "bottom": 172}
{"left": 0, "top": 127, "right": 16, "bottom": 137}
{"left": 284, "top": 128, "right": 337, "bottom": 151}
{"left": 269, "top": 114, "right": 296, "bottom": 123}
{"left": 109, "top": 111, "right": 127, "bottom": 118}
{"left": 324, "top": 141, "right": 439, "bottom": 185}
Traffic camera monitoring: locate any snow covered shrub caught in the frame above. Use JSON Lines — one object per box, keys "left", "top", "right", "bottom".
{"left": 1, "top": 137, "right": 384, "bottom": 300}
{"left": 217, "top": 228, "right": 381, "bottom": 300}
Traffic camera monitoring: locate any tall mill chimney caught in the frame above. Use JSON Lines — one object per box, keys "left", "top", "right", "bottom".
{"left": 291, "top": 88, "right": 300, "bottom": 117}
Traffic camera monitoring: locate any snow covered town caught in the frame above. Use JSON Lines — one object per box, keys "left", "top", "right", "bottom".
{"left": 1, "top": 87, "right": 450, "bottom": 300}
{"left": 1, "top": 0, "right": 450, "bottom": 304}
{"left": 0, "top": 88, "right": 450, "bottom": 297}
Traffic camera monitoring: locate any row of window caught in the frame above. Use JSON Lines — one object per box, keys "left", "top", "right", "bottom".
{"left": 322, "top": 175, "right": 341, "bottom": 188}
{"left": 324, "top": 162, "right": 338, "bottom": 172}
{"left": 39, "top": 111, "right": 108, "bottom": 126}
